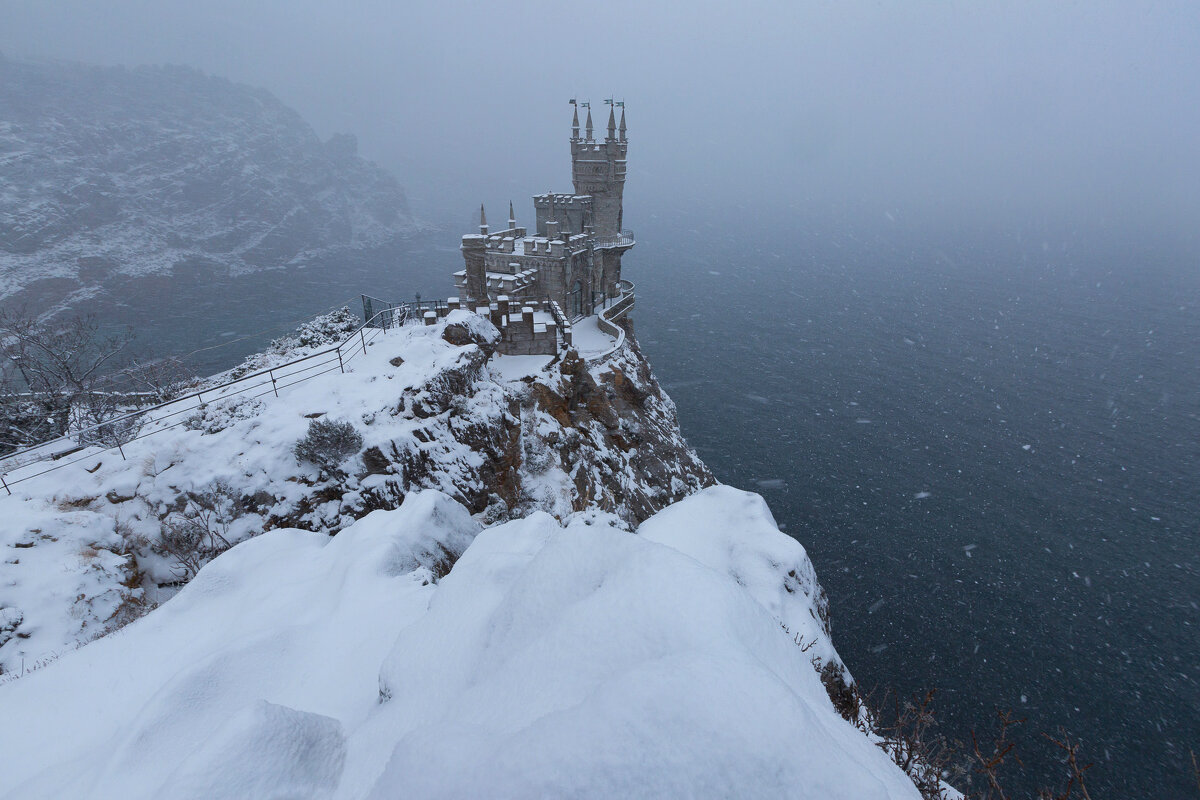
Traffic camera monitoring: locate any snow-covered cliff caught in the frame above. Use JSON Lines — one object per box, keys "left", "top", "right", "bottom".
{"left": 0, "top": 57, "right": 418, "bottom": 310}
{"left": 0, "top": 313, "right": 922, "bottom": 798}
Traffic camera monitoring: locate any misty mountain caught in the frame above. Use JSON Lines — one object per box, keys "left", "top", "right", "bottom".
{"left": 0, "top": 56, "right": 419, "bottom": 312}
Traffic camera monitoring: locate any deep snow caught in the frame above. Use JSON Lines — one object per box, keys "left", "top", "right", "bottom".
{"left": 0, "top": 487, "right": 920, "bottom": 799}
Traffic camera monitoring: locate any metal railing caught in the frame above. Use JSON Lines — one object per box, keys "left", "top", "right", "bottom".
{"left": 592, "top": 229, "right": 635, "bottom": 249}
{"left": 0, "top": 307, "right": 400, "bottom": 495}
{"left": 362, "top": 295, "right": 452, "bottom": 328}
{"left": 588, "top": 279, "right": 636, "bottom": 365}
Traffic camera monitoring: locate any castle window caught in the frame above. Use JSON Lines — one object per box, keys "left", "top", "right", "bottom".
{"left": 570, "top": 280, "right": 583, "bottom": 319}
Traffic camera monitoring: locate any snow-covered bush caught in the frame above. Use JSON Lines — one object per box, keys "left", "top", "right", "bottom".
{"left": 183, "top": 396, "right": 264, "bottom": 435}
{"left": 226, "top": 307, "right": 361, "bottom": 379}
{"left": 293, "top": 306, "right": 360, "bottom": 348}
{"left": 0, "top": 607, "right": 23, "bottom": 650}
{"left": 293, "top": 417, "right": 363, "bottom": 476}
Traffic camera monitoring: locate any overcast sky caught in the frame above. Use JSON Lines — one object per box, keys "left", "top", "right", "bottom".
{"left": 3, "top": 0, "right": 1198, "bottom": 237}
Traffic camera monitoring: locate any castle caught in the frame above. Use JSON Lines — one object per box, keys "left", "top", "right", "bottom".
{"left": 453, "top": 102, "right": 634, "bottom": 321}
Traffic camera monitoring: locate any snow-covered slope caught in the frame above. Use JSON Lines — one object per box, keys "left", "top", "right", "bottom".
{"left": 0, "top": 312, "right": 925, "bottom": 797}
{"left": 0, "top": 487, "right": 918, "bottom": 799}
{"left": 0, "top": 57, "right": 418, "bottom": 311}
{"left": 0, "top": 312, "right": 712, "bottom": 677}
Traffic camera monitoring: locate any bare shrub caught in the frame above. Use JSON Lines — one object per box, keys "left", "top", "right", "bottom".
{"left": 874, "top": 689, "right": 961, "bottom": 798}
{"left": 154, "top": 480, "right": 246, "bottom": 581}
{"left": 293, "top": 417, "right": 363, "bottom": 477}
{"left": 69, "top": 392, "right": 144, "bottom": 449}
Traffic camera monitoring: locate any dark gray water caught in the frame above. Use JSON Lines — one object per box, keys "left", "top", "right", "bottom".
{"left": 67, "top": 233, "right": 459, "bottom": 377}
{"left": 632, "top": 217, "right": 1200, "bottom": 798}
{"left": 69, "top": 218, "right": 1199, "bottom": 797}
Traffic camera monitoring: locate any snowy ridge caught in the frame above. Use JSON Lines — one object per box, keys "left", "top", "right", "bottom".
{"left": 0, "top": 58, "right": 418, "bottom": 310}
{"left": 0, "top": 311, "right": 925, "bottom": 797}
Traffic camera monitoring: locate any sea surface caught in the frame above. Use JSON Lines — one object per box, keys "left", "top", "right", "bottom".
{"left": 632, "top": 216, "right": 1200, "bottom": 798}
{"left": 65, "top": 217, "right": 1200, "bottom": 797}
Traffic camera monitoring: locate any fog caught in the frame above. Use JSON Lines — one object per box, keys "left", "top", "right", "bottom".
{"left": 4, "top": 0, "right": 1198, "bottom": 239}
{"left": 4, "top": 6, "right": 1199, "bottom": 797}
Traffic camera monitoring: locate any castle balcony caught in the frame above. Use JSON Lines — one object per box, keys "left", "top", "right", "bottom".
{"left": 592, "top": 229, "right": 635, "bottom": 249}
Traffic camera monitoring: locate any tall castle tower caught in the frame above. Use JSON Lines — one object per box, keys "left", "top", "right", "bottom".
{"left": 570, "top": 102, "right": 628, "bottom": 237}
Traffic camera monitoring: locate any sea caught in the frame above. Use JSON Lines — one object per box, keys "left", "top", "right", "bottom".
{"left": 634, "top": 213, "right": 1200, "bottom": 798}
{"left": 81, "top": 212, "right": 1199, "bottom": 798}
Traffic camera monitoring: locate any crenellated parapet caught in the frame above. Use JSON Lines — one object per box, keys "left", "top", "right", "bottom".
{"left": 533, "top": 193, "right": 593, "bottom": 237}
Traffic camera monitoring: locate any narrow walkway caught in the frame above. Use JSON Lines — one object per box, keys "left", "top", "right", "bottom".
{"left": 560, "top": 316, "right": 615, "bottom": 360}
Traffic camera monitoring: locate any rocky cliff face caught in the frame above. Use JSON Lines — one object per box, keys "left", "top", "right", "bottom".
{"left": 364, "top": 318, "right": 716, "bottom": 528}
{"left": 0, "top": 57, "right": 417, "bottom": 311}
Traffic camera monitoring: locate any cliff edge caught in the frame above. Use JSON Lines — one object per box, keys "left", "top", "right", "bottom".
{"left": 0, "top": 311, "right": 922, "bottom": 799}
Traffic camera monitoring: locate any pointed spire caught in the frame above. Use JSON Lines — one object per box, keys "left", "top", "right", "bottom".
{"left": 571, "top": 106, "right": 580, "bottom": 139}
{"left": 508, "top": 200, "right": 516, "bottom": 229}
{"left": 607, "top": 107, "right": 616, "bottom": 139}
{"left": 585, "top": 108, "right": 593, "bottom": 140}
{"left": 479, "top": 203, "right": 488, "bottom": 235}
{"left": 619, "top": 107, "right": 627, "bottom": 141}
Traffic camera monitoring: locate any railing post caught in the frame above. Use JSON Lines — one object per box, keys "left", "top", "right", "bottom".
{"left": 360, "top": 329, "right": 367, "bottom": 354}
{"left": 337, "top": 347, "right": 345, "bottom": 373}
{"left": 116, "top": 440, "right": 125, "bottom": 461}
{"left": 1, "top": 473, "right": 10, "bottom": 496}
{"left": 270, "top": 369, "right": 279, "bottom": 397}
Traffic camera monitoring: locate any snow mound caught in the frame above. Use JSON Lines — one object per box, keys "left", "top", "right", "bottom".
{"left": 160, "top": 701, "right": 346, "bottom": 800}
{"left": 638, "top": 484, "right": 841, "bottom": 671}
{"left": 0, "top": 489, "right": 918, "bottom": 799}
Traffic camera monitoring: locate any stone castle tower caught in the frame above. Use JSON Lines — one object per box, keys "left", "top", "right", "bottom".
{"left": 455, "top": 102, "right": 634, "bottom": 320}
{"left": 570, "top": 102, "right": 628, "bottom": 236}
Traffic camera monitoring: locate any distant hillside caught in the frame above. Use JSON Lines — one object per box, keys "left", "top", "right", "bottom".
{"left": 0, "top": 57, "right": 419, "bottom": 311}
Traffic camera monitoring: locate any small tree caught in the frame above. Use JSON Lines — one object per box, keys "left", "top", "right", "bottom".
{"left": 119, "top": 355, "right": 196, "bottom": 405}
{"left": 69, "top": 392, "right": 144, "bottom": 450}
{"left": 0, "top": 310, "right": 134, "bottom": 453}
{"left": 293, "top": 417, "right": 363, "bottom": 477}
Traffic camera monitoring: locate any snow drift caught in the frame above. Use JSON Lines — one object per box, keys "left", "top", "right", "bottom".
{"left": 0, "top": 487, "right": 919, "bottom": 799}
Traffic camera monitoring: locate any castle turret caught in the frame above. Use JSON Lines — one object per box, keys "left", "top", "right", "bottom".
{"left": 479, "top": 203, "right": 488, "bottom": 235}
{"left": 571, "top": 105, "right": 580, "bottom": 140}
{"left": 585, "top": 108, "right": 593, "bottom": 140}
{"left": 508, "top": 200, "right": 516, "bottom": 230}
{"left": 572, "top": 104, "right": 627, "bottom": 237}
{"left": 460, "top": 229, "right": 487, "bottom": 301}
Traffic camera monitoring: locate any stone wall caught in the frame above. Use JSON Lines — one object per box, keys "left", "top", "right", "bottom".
{"left": 435, "top": 296, "right": 563, "bottom": 356}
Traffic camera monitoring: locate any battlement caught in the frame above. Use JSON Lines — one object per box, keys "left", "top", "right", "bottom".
{"left": 533, "top": 193, "right": 591, "bottom": 207}
{"left": 533, "top": 193, "right": 593, "bottom": 237}
{"left": 569, "top": 139, "right": 628, "bottom": 158}
{"left": 474, "top": 227, "right": 529, "bottom": 252}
